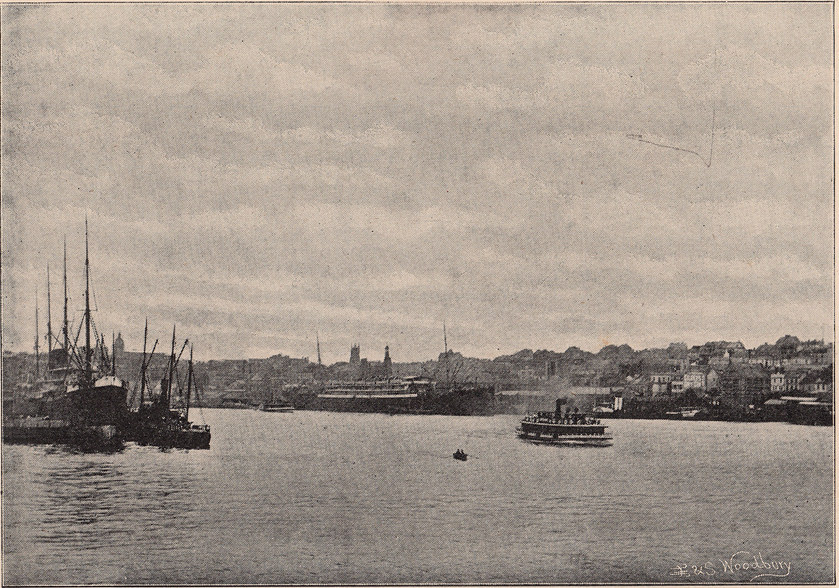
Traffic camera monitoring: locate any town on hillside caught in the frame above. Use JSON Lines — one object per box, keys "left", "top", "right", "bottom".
{"left": 3, "top": 334, "right": 833, "bottom": 423}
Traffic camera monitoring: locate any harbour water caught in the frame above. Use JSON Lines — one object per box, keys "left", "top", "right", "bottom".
{"left": 3, "top": 409, "right": 833, "bottom": 584}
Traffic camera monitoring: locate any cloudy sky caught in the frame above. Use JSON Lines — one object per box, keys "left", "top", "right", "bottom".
{"left": 2, "top": 3, "right": 833, "bottom": 362}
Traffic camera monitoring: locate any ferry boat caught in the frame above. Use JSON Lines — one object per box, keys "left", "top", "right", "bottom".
{"left": 517, "top": 400, "right": 613, "bottom": 447}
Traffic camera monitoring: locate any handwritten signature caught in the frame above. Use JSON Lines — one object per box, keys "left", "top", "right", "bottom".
{"left": 670, "top": 551, "right": 791, "bottom": 582}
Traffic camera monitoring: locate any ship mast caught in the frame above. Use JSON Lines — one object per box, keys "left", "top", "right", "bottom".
{"left": 46, "top": 265, "right": 52, "bottom": 372}
{"left": 443, "top": 321, "right": 450, "bottom": 389}
{"left": 34, "top": 287, "right": 40, "bottom": 379}
{"left": 166, "top": 325, "right": 176, "bottom": 409}
{"left": 139, "top": 320, "right": 158, "bottom": 411}
{"left": 84, "top": 217, "right": 92, "bottom": 385}
{"left": 111, "top": 332, "right": 116, "bottom": 376}
{"left": 443, "top": 321, "right": 448, "bottom": 355}
{"left": 140, "top": 319, "right": 148, "bottom": 409}
{"left": 316, "top": 331, "right": 322, "bottom": 366}
{"left": 63, "top": 236, "right": 69, "bottom": 360}
{"left": 185, "top": 345, "right": 194, "bottom": 421}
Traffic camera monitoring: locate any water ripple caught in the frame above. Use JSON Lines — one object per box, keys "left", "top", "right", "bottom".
{"left": 3, "top": 411, "right": 833, "bottom": 584}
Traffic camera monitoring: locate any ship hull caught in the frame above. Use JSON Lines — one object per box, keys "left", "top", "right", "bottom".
{"left": 259, "top": 404, "right": 294, "bottom": 413}
{"left": 3, "top": 418, "right": 74, "bottom": 444}
{"left": 3, "top": 417, "right": 123, "bottom": 450}
{"left": 517, "top": 430, "right": 614, "bottom": 447}
{"left": 134, "top": 427, "right": 211, "bottom": 450}
{"left": 70, "top": 383, "right": 130, "bottom": 427}
{"left": 4, "top": 381, "right": 128, "bottom": 450}
{"left": 312, "top": 381, "right": 498, "bottom": 416}
{"left": 128, "top": 407, "right": 211, "bottom": 450}
{"left": 316, "top": 393, "right": 419, "bottom": 413}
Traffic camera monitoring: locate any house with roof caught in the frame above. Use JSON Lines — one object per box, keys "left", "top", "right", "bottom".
{"left": 800, "top": 367, "right": 833, "bottom": 397}
{"left": 683, "top": 370, "right": 706, "bottom": 391}
{"left": 706, "top": 368, "right": 720, "bottom": 392}
{"left": 771, "top": 370, "right": 786, "bottom": 393}
{"left": 670, "top": 376, "right": 684, "bottom": 395}
{"left": 649, "top": 374, "right": 673, "bottom": 396}
{"left": 719, "top": 364, "right": 770, "bottom": 405}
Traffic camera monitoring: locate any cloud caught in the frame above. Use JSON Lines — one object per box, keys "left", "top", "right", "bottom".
{"left": 455, "top": 83, "right": 543, "bottom": 111}
{"left": 200, "top": 114, "right": 281, "bottom": 143}
{"left": 280, "top": 124, "right": 413, "bottom": 150}
{"left": 190, "top": 42, "right": 351, "bottom": 98}
{"left": 455, "top": 62, "right": 646, "bottom": 113}
{"left": 2, "top": 4, "right": 832, "bottom": 359}
{"left": 679, "top": 45, "right": 832, "bottom": 107}
{"left": 7, "top": 38, "right": 192, "bottom": 99}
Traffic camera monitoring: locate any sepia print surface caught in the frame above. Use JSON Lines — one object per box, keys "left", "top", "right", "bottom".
{"left": 1, "top": 2, "right": 834, "bottom": 585}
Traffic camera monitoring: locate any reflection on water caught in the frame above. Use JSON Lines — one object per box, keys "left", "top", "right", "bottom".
{"left": 3, "top": 410, "right": 834, "bottom": 584}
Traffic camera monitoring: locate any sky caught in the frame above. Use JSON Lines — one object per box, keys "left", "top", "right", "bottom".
{"left": 1, "top": 3, "right": 834, "bottom": 363}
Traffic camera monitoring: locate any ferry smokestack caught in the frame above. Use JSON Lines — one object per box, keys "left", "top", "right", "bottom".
{"left": 555, "top": 397, "right": 566, "bottom": 419}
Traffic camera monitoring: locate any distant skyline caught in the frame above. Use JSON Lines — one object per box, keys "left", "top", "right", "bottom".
{"left": 2, "top": 3, "right": 833, "bottom": 363}
{"left": 113, "top": 332, "right": 827, "bottom": 363}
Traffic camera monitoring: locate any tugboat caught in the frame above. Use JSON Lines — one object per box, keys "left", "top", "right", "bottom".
{"left": 517, "top": 399, "right": 613, "bottom": 447}
{"left": 129, "top": 323, "right": 211, "bottom": 450}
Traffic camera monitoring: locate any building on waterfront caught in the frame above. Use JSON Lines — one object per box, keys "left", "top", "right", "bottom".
{"left": 771, "top": 370, "right": 785, "bottom": 393}
{"left": 650, "top": 374, "right": 672, "bottom": 396}
{"left": 670, "top": 376, "right": 684, "bottom": 395}
{"left": 800, "top": 367, "right": 833, "bottom": 396}
{"left": 683, "top": 370, "right": 706, "bottom": 391}
{"left": 706, "top": 368, "right": 720, "bottom": 392}
{"left": 383, "top": 346, "right": 392, "bottom": 377}
{"left": 719, "top": 364, "right": 770, "bottom": 405}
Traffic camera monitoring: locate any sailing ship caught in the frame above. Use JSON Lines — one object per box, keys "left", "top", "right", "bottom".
{"left": 426, "top": 323, "right": 498, "bottom": 415}
{"left": 4, "top": 223, "right": 130, "bottom": 449}
{"left": 129, "top": 323, "right": 211, "bottom": 449}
